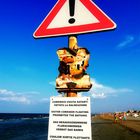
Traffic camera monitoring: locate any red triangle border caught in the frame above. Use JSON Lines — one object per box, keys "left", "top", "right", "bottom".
{"left": 33, "top": 0, "right": 116, "bottom": 38}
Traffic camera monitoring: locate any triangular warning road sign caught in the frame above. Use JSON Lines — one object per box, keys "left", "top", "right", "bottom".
{"left": 33, "top": 0, "right": 116, "bottom": 38}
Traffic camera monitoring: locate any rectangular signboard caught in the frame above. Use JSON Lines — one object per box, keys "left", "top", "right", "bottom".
{"left": 48, "top": 97, "right": 92, "bottom": 140}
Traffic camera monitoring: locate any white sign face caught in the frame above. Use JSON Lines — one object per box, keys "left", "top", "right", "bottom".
{"left": 48, "top": 97, "right": 92, "bottom": 140}
{"left": 48, "top": 0, "right": 99, "bottom": 29}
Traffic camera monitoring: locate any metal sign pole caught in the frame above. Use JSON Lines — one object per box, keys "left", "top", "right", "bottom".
{"left": 67, "top": 35, "right": 78, "bottom": 97}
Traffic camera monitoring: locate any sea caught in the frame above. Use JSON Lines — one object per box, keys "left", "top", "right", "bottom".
{"left": 0, "top": 113, "right": 49, "bottom": 140}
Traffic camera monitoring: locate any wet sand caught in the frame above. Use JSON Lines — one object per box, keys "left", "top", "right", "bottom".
{"left": 92, "top": 116, "right": 140, "bottom": 140}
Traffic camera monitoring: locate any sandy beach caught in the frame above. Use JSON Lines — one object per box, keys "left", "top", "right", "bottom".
{"left": 94, "top": 114, "right": 140, "bottom": 134}
{"left": 91, "top": 115, "right": 140, "bottom": 140}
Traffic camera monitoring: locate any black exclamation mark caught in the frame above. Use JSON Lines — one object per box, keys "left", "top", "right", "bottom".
{"left": 69, "top": 0, "right": 76, "bottom": 24}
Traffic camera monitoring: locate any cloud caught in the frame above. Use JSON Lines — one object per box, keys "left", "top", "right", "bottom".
{"left": 48, "top": 79, "right": 133, "bottom": 99}
{"left": 0, "top": 89, "right": 15, "bottom": 96}
{"left": 40, "top": 97, "right": 50, "bottom": 103}
{"left": 116, "top": 35, "right": 140, "bottom": 50}
{"left": 0, "top": 96, "right": 30, "bottom": 104}
{"left": 19, "top": 91, "right": 40, "bottom": 97}
{"left": 92, "top": 93, "right": 106, "bottom": 99}
{"left": 0, "top": 89, "right": 31, "bottom": 104}
{"left": 49, "top": 81, "right": 56, "bottom": 86}
{"left": 116, "top": 35, "right": 134, "bottom": 49}
{"left": 89, "top": 78, "right": 133, "bottom": 99}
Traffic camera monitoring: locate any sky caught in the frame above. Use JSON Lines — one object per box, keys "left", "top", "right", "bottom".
{"left": 0, "top": 0, "right": 140, "bottom": 113}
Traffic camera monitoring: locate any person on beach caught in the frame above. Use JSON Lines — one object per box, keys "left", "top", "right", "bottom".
{"left": 119, "top": 113, "right": 123, "bottom": 123}
{"left": 123, "top": 112, "right": 127, "bottom": 121}
{"left": 114, "top": 113, "right": 118, "bottom": 123}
